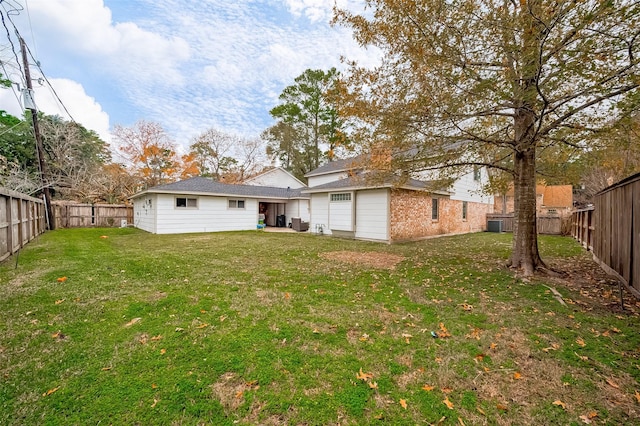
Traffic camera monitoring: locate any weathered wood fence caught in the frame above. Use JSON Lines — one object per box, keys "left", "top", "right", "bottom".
{"left": 571, "top": 172, "right": 640, "bottom": 298}
{"left": 52, "top": 202, "right": 133, "bottom": 229}
{"left": 0, "top": 188, "right": 47, "bottom": 262}
{"left": 486, "top": 213, "right": 566, "bottom": 234}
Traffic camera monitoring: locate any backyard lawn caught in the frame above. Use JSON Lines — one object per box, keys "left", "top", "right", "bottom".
{"left": 1, "top": 228, "right": 639, "bottom": 425}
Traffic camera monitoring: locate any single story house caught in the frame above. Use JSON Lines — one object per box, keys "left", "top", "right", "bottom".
{"left": 131, "top": 173, "right": 309, "bottom": 234}
{"left": 303, "top": 157, "right": 494, "bottom": 243}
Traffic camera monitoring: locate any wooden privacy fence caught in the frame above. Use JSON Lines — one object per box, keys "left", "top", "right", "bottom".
{"left": 486, "top": 213, "right": 566, "bottom": 234}
{"left": 571, "top": 172, "right": 640, "bottom": 299}
{"left": 52, "top": 202, "right": 133, "bottom": 229}
{"left": 0, "top": 188, "right": 47, "bottom": 262}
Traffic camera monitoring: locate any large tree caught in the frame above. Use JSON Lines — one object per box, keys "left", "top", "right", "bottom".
{"left": 114, "top": 120, "right": 181, "bottom": 189}
{"left": 335, "top": 1, "right": 640, "bottom": 275}
{"left": 268, "top": 68, "right": 348, "bottom": 178}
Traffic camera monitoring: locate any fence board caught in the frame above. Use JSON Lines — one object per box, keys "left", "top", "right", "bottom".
{"left": 575, "top": 173, "right": 640, "bottom": 299}
{"left": 52, "top": 202, "right": 133, "bottom": 229}
{"left": 486, "top": 214, "right": 563, "bottom": 234}
{"left": 0, "top": 188, "right": 46, "bottom": 262}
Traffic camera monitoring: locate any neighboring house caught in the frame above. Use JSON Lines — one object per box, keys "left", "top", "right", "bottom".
{"left": 131, "top": 177, "right": 309, "bottom": 234}
{"left": 494, "top": 184, "right": 573, "bottom": 217}
{"left": 303, "top": 158, "right": 494, "bottom": 243}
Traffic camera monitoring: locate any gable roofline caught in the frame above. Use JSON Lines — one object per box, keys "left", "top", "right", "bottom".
{"left": 302, "top": 174, "right": 450, "bottom": 196}
{"left": 130, "top": 176, "right": 309, "bottom": 200}
{"left": 305, "top": 156, "right": 364, "bottom": 177}
{"left": 244, "top": 166, "right": 307, "bottom": 188}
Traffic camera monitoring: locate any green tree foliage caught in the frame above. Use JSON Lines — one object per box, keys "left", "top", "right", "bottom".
{"left": 267, "top": 68, "right": 349, "bottom": 179}
{"left": 335, "top": 0, "right": 640, "bottom": 275}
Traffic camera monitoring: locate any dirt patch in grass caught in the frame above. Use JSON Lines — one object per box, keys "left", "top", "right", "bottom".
{"left": 319, "top": 251, "right": 405, "bottom": 270}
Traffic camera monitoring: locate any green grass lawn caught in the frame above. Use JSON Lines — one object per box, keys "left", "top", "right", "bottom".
{"left": 1, "top": 228, "right": 639, "bottom": 425}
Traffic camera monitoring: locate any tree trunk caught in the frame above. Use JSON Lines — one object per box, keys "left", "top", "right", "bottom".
{"left": 509, "top": 109, "right": 545, "bottom": 276}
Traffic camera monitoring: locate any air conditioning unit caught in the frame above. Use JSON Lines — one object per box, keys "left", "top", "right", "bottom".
{"left": 121, "top": 219, "right": 128, "bottom": 228}
{"left": 487, "top": 220, "right": 503, "bottom": 233}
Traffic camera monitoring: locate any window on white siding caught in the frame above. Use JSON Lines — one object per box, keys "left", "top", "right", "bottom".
{"left": 228, "top": 199, "right": 246, "bottom": 209}
{"left": 330, "top": 193, "right": 351, "bottom": 202}
{"left": 176, "top": 197, "right": 197, "bottom": 208}
{"left": 462, "top": 201, "right": 468, "bottom": 220}
{"left": 473, "top": 166, "right": 481, "bottom": 181}
{"left": 432, "top": 198, "right": 439, "bottom": 220}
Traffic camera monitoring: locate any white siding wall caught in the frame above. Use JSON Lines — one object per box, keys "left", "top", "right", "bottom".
{"left": 307, "top": 172, "right": 348, "bottom": 188}
{"left": 329, "top": 194, "right": 354, "bottom": 231}
{"left": 155, "top": 194, "right": 258, "bottom": 234}
{"left": 245, "top": 169, "right": 305, "bottom": 189}
{"left": 450, "top": 169, "right": 494, "bottom": 204}
{"left": 133, "top": 194, "right": 157, "bottom": 233}
{"left": 309, "top": 193, "right": 331, "bottom": 235}
{"left": 285, "top": 200, "right": 310, "bottom": 222}
{"left": 355, "top": 189, "right": 389, "bottom": 241}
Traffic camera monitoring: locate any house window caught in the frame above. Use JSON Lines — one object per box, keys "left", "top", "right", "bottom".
{"left": 431, "top": 198, "right": 439, "bottom": 220}
{"left": 176, "top": 197, "right": 197, "bottom": 208}
{"left": 228, "top": 199, "right": 246, "bottom": 209}
{"left": 473, "top": 166, "right": 481, "bottom": 182}
{"left": 462, "top": 201, "right": 468, "bottom": 220}
{"left": 330, "top": 193, "right": 351, "bottom": 202}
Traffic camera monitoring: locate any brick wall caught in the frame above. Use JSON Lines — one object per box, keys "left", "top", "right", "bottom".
{"left": 389, "top": 189, "right": 490, "bottom": 242}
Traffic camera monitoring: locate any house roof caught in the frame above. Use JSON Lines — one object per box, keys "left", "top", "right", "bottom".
{"left": 302, "top": 173, "right": 450, "bottom": 195}
{"left": 305, "top": 156, "right": 363, "bottom": 177}
{"left": 243, "top": 166, "right": 307, "bottom": 188}
{"left": 131, "top": 177, "right": 309, "bottom": 200}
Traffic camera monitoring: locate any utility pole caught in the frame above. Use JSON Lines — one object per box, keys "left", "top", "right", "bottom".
{"left": 19, "top": 36, "right": 54, "bottom": 230}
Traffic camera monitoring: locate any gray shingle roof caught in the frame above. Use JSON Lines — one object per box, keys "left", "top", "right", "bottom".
{"left": 133, "top": 177, "right": 308, "bottom": 199}
{"left": 304, "top": 156, "right": 364, "bottom": 177}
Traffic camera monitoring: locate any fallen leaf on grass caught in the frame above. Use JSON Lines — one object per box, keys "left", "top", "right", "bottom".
{"left": 441, "top": 387, "right": 453, "bottom": 394}
{"left": 101, "top": 367, "right": 111, "bottom": 371}
{"left": 578, "top": 411, "right": 598, "bottom": 424}
{"left": 373, "top": 413, "right": 384, "bottom": 420}
{"left": 56, "top": 277, "right": 67, "bottom": 283}
{"left": 160, "top": 349, "right": 166, "bottom": 355}
{"left": 605, "top": 378, "right": 619, "bottom": 389}
{"left": 576, "top": 338, "right": 586, "bottom": 347}
{"left": 368, "top": 381, "right": 378, "bottom": 389}
{"left": 552, "top": 400, "right": 566, "bottom": 409}
{"left": 437, "top": 323, "right": 451, "bottom": 338}
{"left": 542, "top": 343, "right": 560, "bottom": 352}
{"left": 477, "top": 407, "right": 486, "bottom": 415}
{"left": 458, "top": 418, "right": 466, "bottom": 426}
{"left": 124, "top": 318, "right": 141, "bottom": 328}
{"left": 574, "top": 352, "right": 588, "bottom": 361}
{"left": 474, "top": 353, "right": 485, "bottom": 363}
{"left": 356, "top": 368, "right": 374, "bottom": 381}
{"left": 54, "top": 299, "right": 65, "bottom": 305}
{"left": 151, "top": 383, "right": 158, "bottom": 389}
{"left": 151, "top": 398, "right": 158, "bottom": 408}
{"left": 284, "top": 292, "right": 291, "bottom": 300}
{"left": 359, "top": 333, "right": 369, "bottom": 341}
{"left": 489, "top": 342, "right": 497, "bottom": 350}
{"left": 460, "top": 303, "right": 473, "bottom": 311}
{"left": 99, "top": 235, "right": 109, "bottom": 239}
{"left": 196, "top": 323, "right": 208, "bottom": 329}
{"left": 435, "top": 357, "right": 443, "bottom": 364}
{"left": 151, "top": 335, "right": 163, "bottom": 341}
{"left": 635, "top": 390, "right": 640, "bottom": 403}
{"left": 399, "top": 399, "right": 407, "bottom": 409}
{"left": 496, "top": 403, "right": 508, "bottom": 411}
{"left": 235, "top": 390, "right": 244, "bottom": 399}
{"left": 42, "top": 387, "right": 60, "bottom": 397}
{"left": 443, "top": 397, "right": 454, "bottom": 409}
{"left": 402, "top": 333, "right": 413, "bottom": 344}
{"left": 422, "top": 384, "right": 435, "bottom": 391}
{"left": 513, "top": 372, "right": 522, "bottom": 380}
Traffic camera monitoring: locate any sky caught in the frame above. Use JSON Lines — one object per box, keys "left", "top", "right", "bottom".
{"left": 0, "top": 0, "right": 376, "bottom": 155}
